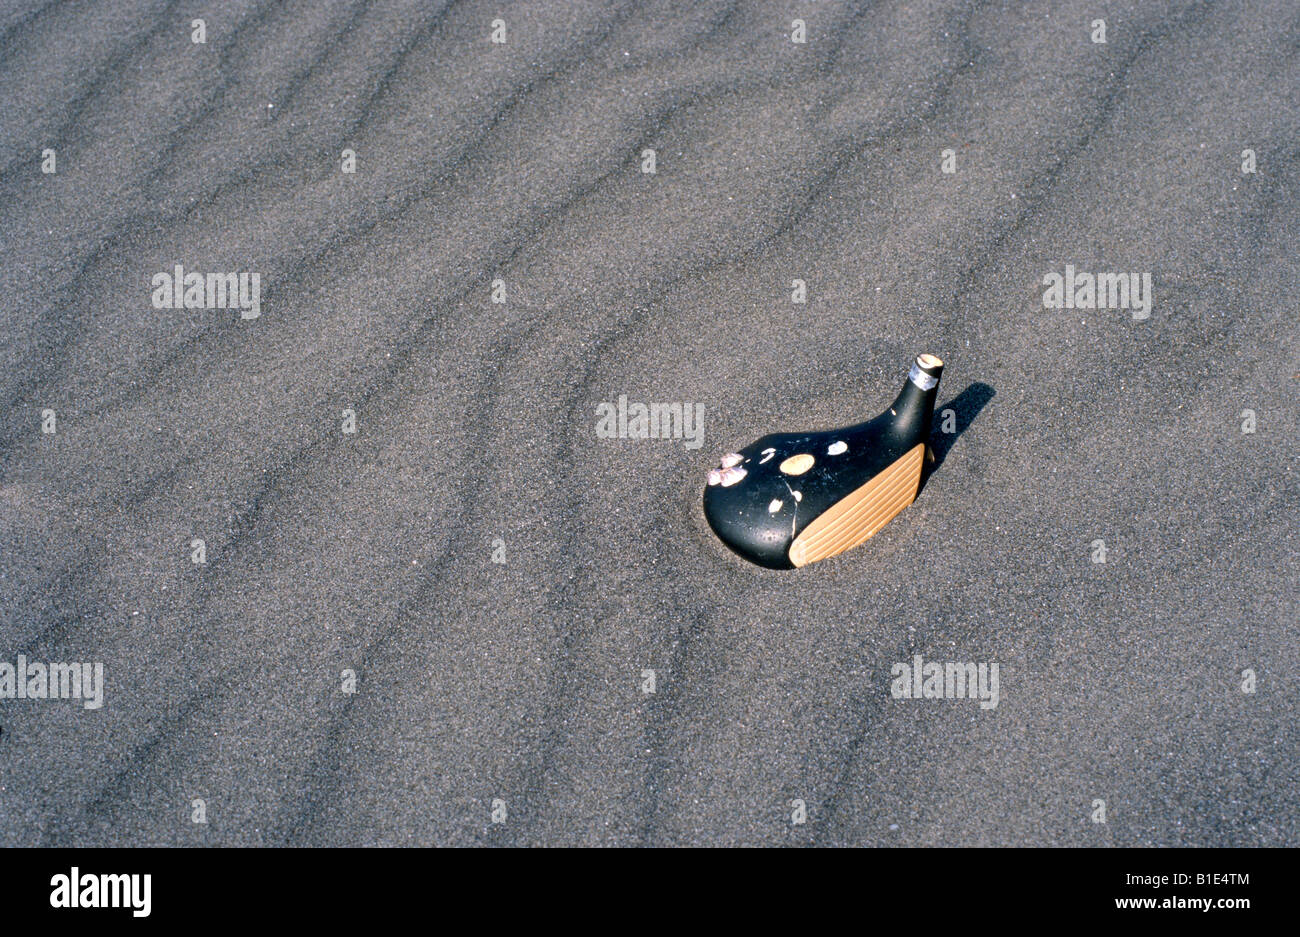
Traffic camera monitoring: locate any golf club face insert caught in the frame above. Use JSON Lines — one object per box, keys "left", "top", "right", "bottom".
{"left": 702, "top": 353, "right": 944, "bottom": 569}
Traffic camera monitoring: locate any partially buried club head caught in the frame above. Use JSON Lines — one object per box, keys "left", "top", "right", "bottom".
{"left": 702, "top": 353, "right": 944, "bottom": 569}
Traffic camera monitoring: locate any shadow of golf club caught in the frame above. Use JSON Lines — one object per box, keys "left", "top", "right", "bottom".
{"left": 918, "top": 381, "right": 995, "bottom": 495}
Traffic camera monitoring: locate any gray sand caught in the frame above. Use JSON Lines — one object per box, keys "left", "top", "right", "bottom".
{"left": 0, "top": 0, "right": 1296, "bottom": 846}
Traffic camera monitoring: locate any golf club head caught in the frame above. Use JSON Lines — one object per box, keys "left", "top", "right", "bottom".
{"left": 703, "top": 353, "right": 944, "bottom": 569}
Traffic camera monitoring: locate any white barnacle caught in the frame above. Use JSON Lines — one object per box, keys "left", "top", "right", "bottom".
{"left": 719, "top": 466, "right": 747, "bottom": 487}
{"left": 827, "top": 440, "right": 847, "bottom": 456}
{"left": 720, "top": 452, "right": 744, "bottom": 468}
{"left": 767, "top": 499, "right": 783, "bottom": 514}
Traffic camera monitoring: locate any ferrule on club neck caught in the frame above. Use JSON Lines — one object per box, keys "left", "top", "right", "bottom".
{"left": 909, "top": 353, "right": 943, "bottom": 390}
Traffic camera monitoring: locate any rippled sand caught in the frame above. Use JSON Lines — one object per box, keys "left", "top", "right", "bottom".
{"left": 0, "top": 0, "right": 1296, "bottom": 845}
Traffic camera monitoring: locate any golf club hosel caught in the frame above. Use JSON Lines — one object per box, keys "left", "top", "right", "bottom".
{"left": 889, "top": 354, "right": 944, "bottom": 437}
